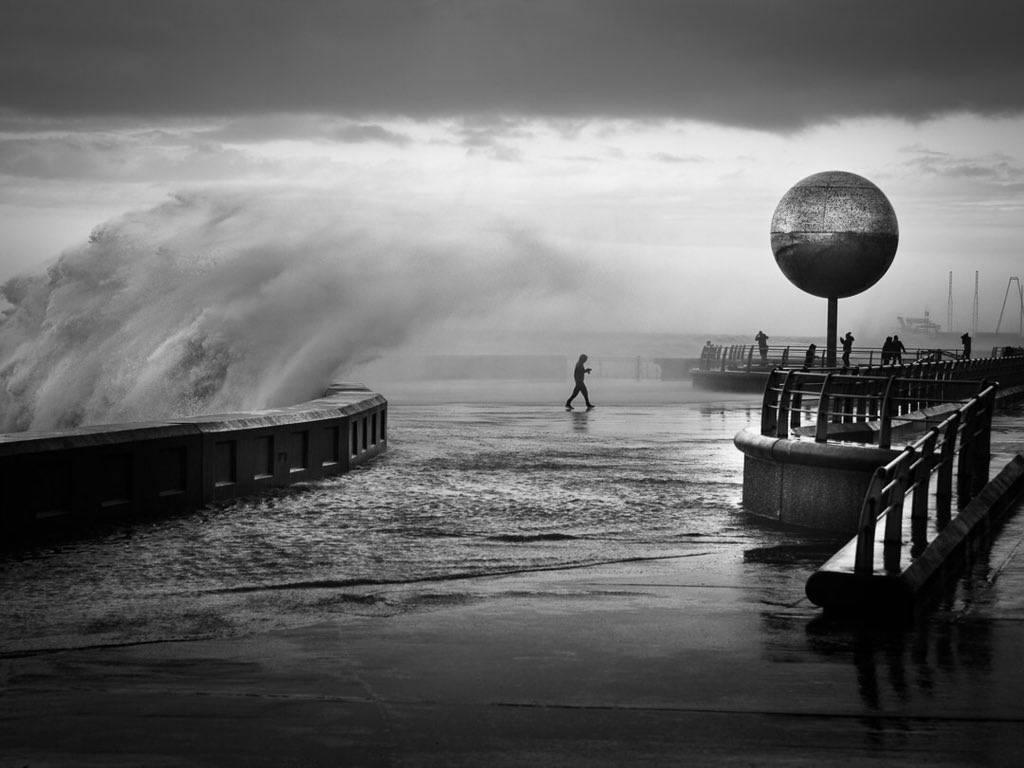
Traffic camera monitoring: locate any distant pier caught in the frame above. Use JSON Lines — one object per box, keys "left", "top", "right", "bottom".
{"left": 693, "top": 341, "right": 1024, "bottom": 391}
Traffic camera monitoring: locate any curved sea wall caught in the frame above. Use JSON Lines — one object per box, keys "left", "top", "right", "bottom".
{"left": 0, "top": 383, "right": 386, "bottom": 539}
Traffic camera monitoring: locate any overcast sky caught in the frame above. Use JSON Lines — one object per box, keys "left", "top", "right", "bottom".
{"left": 2, "top": 0, "right": 1024, "bottom": 337}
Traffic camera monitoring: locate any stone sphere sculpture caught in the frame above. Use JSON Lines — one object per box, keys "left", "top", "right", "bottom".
{"left": 770, "top": 171, "right": 898, "bottom": 299}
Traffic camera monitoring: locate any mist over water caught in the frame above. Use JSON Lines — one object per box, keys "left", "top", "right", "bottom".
{"left": 0, "top": 191, "right": 578, "bottom": 431}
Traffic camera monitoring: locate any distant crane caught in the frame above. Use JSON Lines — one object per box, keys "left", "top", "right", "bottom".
{"left": 972, "top": 270, "right": 979, "bottom": 334}
{"left": 995, "top": 276, "right": 1024, "bottom": 336}
{"left": 947, "top": 271, "right": 953, "bottom": 331}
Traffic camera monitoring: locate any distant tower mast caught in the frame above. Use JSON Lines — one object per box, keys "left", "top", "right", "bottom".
{"left": 947, "top": 271, "right": 953, "bottom": 331}
{"left": 995, "top": 276, "right": 1024, "bottom": 336}
{"left": 972, "top": 270, "right": 979, "bottom": 334}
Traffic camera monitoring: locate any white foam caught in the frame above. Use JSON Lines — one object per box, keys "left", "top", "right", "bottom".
{"left": 0, "top": 190, "right": 576, "bottom": 431}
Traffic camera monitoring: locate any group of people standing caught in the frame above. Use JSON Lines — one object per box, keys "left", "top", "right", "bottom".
{"left": 753, "top": 330, "right": 925, "bottom": 368}
{"left": 880, "top": 334, "right": 907, "bottom": 365}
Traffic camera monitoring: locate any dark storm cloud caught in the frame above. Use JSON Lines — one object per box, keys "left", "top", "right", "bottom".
{"left": 2, "top": 0, "right": 1024, "bottom": 130}
{"left": 0, "top": 133, "right": 267, "bottom": 180}
{"left": 899, "top": 147, "right": 1024, "bottom": 184}
{"left": 651, "top": 153, "right": 706, "bottom": 164}
{"left": 456, "top": 121, "right": 531, "bottom": 148}
{"left": 203, "top": 116, "right": 412, "bottom": 145}
{"left": 331, "top": 124, "right": 411, "bottom": 145}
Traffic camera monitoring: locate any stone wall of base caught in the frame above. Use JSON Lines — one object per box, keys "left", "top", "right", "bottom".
{"left": 0, "top": 383, "right": 386, "bottom": 541}
{"left": 735, "top": 428, "right": 899, "bottom": 532}
{"left": 743, "top": 455, "right": 876, "bottom": 531}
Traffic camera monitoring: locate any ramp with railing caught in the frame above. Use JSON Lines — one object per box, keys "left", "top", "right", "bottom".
{"left": 804, "top": 383, "right": 1024, "bottom": 612}
{"left": 729, "top": 344, "right": 1024, "bottom": 610}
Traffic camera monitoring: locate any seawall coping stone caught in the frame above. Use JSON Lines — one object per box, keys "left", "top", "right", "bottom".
{"left": 0, "top": 384, "right": 385, "bottom": 450}
{"left": 734, "top": 427, "right": 899, "bottom": 471}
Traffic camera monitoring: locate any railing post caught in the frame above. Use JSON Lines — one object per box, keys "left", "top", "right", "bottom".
{"left": 910, "top": 432, "right": 937, "bottom": 558}
{"left": 883, "top": 450, "right": 912, "bottom": 573}
{"left": 936, "top": 410, "right": 960, "bottom": 527}
{"left": 761, "top": 370, "right": 782, "bottom": 435}
{"left": 956, "top": 386, "right": 996, "bottom": 507}
{"left": 976, "top": 385, "right": 995, "bottom": 490}
{"left": 878, "top": 376, "right": 897, "bottom": 449}
{"left": 790, "top": 389, "right": 804, "bottom": 433}
{"left": 746, "top": 346, "right": 754, "bottom": 372}
{"left": 855, "top": 469, "right": 887, "bottom": 575}
{"left": 956, "top": 400, "right": 978, "bottom": 509}
{"left": 775, "top": 370, "right": 797, "bottom": 438}
{"left": 814, "top": 373, "right": 834, "bottom": 443}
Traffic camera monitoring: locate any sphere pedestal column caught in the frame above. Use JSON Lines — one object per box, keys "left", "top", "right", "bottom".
{"left": 827, "top": 297, "right": 838, "bottom": 367}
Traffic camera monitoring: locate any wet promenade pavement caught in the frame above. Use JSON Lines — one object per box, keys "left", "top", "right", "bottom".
{"left": 3, "top": 506, "right": 1024, "bottom": 767}
{"left": 4, "top": 396, "right": 1024, "bottom": 765}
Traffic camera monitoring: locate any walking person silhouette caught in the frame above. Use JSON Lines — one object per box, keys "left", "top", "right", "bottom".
{"left": 565, "top": 354, "right": 594, "bottom": 410}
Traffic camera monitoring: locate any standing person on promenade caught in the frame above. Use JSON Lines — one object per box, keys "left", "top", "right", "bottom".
{"left": 961, "top": 332, "right": 972, "bottom": 360}
{"left": 802, "top": 343, "right": 817, "bottom": 369}
{"left": 893, "top": 334, "right": 906, "bottom": 364}
{"left": 841, "top": 331, "right": 854, "bottom": 367}
{"left": 565, "top": 354, "right": 594, "bottom": 410}
{"left": 754, "top": 330, "right": 769, "bottom": 365}
{"left": 882, "top": 336, "right": 893, "bottom": 365}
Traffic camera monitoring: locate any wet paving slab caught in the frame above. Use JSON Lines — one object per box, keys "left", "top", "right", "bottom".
{"left": 3, "top": 523, "right": 1023, "bottom": 767}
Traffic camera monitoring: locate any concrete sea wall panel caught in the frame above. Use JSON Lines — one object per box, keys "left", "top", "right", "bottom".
{"left": 0, "top": 424, "right": 205, "bottom": 532}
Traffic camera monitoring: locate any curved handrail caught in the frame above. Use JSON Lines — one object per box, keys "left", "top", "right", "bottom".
{"left": 852, "top": 384, "right": 998, "bottom": 575}
{"left": 759, "top": 370, "right": 988, "bottom": 448}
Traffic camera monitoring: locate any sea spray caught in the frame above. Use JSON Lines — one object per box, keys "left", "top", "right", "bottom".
{"left": 0, "top": 190, "right": 578, "bottom": 431}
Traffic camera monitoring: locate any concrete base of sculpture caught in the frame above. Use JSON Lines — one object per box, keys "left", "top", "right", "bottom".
{"left": 734, "top": 428, "right": 900, "bottom": 532}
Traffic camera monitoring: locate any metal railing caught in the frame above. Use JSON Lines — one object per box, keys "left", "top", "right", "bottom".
{"left": 852, "top": 384, "right": 996, "bottom": 575}
{"left": 699, "top": 343, "right": 1024, "bottom": 373}
{"left": 760, "top": 370, "right": 989, "bottom": 449}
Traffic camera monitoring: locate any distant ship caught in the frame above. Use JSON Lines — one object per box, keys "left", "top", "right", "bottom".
{"left": 896, "top": 311, "right": 941, "bottom": 336}
{"left": 893, "top": 308, "right": 1023, "bottom": 355}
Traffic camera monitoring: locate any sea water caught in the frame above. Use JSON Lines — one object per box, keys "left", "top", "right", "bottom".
{"left": 3, "top": 390, "right": 1024, "bottom": 655}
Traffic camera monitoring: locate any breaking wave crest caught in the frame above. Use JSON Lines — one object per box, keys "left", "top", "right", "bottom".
{"left": 0, "top": 190, "right": 575, "bottom": 431}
